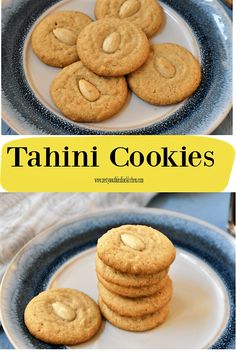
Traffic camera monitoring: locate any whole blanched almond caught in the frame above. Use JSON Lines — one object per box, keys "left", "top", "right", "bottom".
{"left": 53, "top": 28, "right": 77, "bottom": 45}
{"left": 102, "top": 32, "right": 121, "bottom": 53}
{"left": 119, "top": 0, "right": 141, "bottom": 19}
{"left": 155, "top": 56, "right": 176, "bottom": 79}
{"left": 121, "top": 233, "right": 145, "bottom": 251}
{"left": 78, "top": 79, "right": 100, "bottom": 102}
{"left": 52, "top": 301, "right": 76, "bottom": 321}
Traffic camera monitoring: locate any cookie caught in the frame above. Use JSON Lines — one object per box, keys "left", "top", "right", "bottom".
{"left": 24, "top": 288, "right": 102, "bottom": 345}
{"left": 31, "top": 11, "right": 92, "bottom": 67}
{"left": 97, "top": 225, "right": 176, "bottom": 275}
{"left": 96, "top": 254, "right": 169, "bottom": 287}
{"left": 95, "top": 0, "right": 163, "bottom": 38}
{"left": 99, "top": 297, "right": 169, "bottom": 331}
{"left": 225, "top": 0, "right": 232, "bottom": 7}
{"left": 77, "top": 17, "right": 150, "bottom": 76}
{"left": 97, "top": 273, "right": 169, "bottom": 298}
{"left": 128, "top": 43, "right": 202, "bottom": 105}
{"left": 98, "top": 277, "right": 172, "bottom": 317}
{"left": 50, "top": 61, "right": 128, "bottom": 122}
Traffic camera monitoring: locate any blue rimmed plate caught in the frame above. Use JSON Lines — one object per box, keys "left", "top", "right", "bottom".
{"left": 0, "top": 208, "right": 235, "bottom": 349}
{"left": 2, "top": 0, "right": 232, "bottom": 135}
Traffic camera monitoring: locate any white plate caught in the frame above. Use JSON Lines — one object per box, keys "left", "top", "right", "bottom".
{"left": 0, "top": 208, "right": 235, "bottom": 348}
{"left": 2, "top": 0, "right": 232, "bottom": 134}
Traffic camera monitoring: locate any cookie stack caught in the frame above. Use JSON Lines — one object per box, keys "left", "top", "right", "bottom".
{"left": 31, "top": 0, "right": 201, "bottom": 123}
{"left": 96, "top": 225, "right": 176, "bottom": 331}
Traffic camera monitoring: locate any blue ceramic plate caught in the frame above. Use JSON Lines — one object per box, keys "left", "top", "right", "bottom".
{"left": 0, "top": 208, "right": 235, "bottom": 349}
{"left": 2, "top": 0, "right": 232, "bottom": 135}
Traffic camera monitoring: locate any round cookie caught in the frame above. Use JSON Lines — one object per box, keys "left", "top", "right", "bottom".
{"left": 97, "top": 273, "right": 169, "bottom": 298}
{"left": 24, "top": 288, "right": 102, "bottom": 345}
{"left": 95, "top": 0, "right": 163, "bottom": 38}
{"left": 98, "top": 277, "right": 172, "bottom": 317}
{"left": 77, "top": 17, "right": 150, "bottom": 76}
{"left": 128, "top": 43, "right": 202, "bottom": 105}
{"left": 97, "top": 225, "right": 176, "bottom": 275}
{"left": 50, "top": 61, "right": 128, "bottom": 122}
{"left": 31, "top": 11, "right": 92, "bottom": 67}
{"left": 99, "top": 297, "right": 169, "bottom": 331}
{"left": 96, "top": 254, "right": 169, "bottom": 287}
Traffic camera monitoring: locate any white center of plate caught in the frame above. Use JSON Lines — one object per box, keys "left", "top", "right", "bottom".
{"left": 48, "top": 247, "right": 229, "bottom": 349}
{"left": 24, "top": 0, "right": 200, "bottom": 131}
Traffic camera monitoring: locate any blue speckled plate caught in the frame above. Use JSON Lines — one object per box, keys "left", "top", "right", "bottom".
{"left": 2, "top": 0, "right": 232, "bottom": 135}
{"left": 0, "top": 208, "right": 235, "bottom": 349}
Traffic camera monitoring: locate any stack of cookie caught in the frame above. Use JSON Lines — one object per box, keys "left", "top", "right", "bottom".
{"left": 31, "top": 0, "right": 201, "bottom": 123}
{"left": 96, "top": 225, "right": 176, "bottom": 331}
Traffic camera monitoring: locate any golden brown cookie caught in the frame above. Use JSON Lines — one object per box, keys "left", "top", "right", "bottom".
{"left": 31, "top": 11, "right": 92, "bottom": 67}
{"left": 97, "top": 273, "right": 169, "bottom": 298}
{"left": 24, "top": 288, "right": 102, "bottom": 345}
{"left": 98, "top": 277, "right": 172, "bottom": 317}
{"left": 225, "top": 0, "right": 232, "bottom": 8}
{"left": 99, "top": 297, "right": 169, "bottom": 331}
{"left": 97, "top": 225, "right": 176, "bottom": 275}
{"left": 95, "top": 0, "right": 163, "bottom": 38}
{"left": 96, "top": 254, "right": 169, "bottom": 287}
{"left": 128, "top": 43, "right": 202, "bottom": 105}
{"left": 50, "top": 61, "right": 128, "bottom": 122}
{"left": 77, "top": 17, "right": 150, "bottom": 76}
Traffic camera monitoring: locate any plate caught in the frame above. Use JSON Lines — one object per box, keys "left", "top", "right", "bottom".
{"left": 2, "top": 0, "right": 232, "bottom": 135}
{"left": 0, "top": 208, "right": 235, "bottom": 349}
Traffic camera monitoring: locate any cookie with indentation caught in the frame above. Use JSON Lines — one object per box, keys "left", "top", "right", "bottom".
{"left": 97, "top": 225, "right": 176, "bottom": 275}
{"left": 96, "top": 254, "right": 169, "bottom": 287}
{"left": 77, "top": 17, "right": 150, "bottom": 76}
{"left": 98, "top": 276, "right": 172, "bottom": 316}
{"left": 128, "top": 43, "right": 201, "bottom": 105}
{"left": 50, "top": 61, "right": 128, "bottom": 122}
{"left": 95, "top": 0, "right": 163, "bottom": 38}
{"left": 24, "top": 288, "right": 102, "bottom": 345}
{"left": 99, "top": 296, "right": 169, "bottom": 331}
{"left": 31, "top": 11, "right": 92, "bottom": 67}
{"left": 97, "top": 273, "right": 169, "bottom": 298}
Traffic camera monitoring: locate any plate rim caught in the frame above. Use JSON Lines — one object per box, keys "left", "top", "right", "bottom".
{"left": 1, "top": 0, "right": 233, "bottom": 135}
{"left": 0, "top": 207, "right": 235, "bottom": 349}
{"left": 2, "top": 100, "right": 233, "bottom": 136}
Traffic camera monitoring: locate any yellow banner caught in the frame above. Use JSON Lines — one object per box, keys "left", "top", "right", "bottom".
{"left": 0, "top": 136, "right": 235, "bottom": 192}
